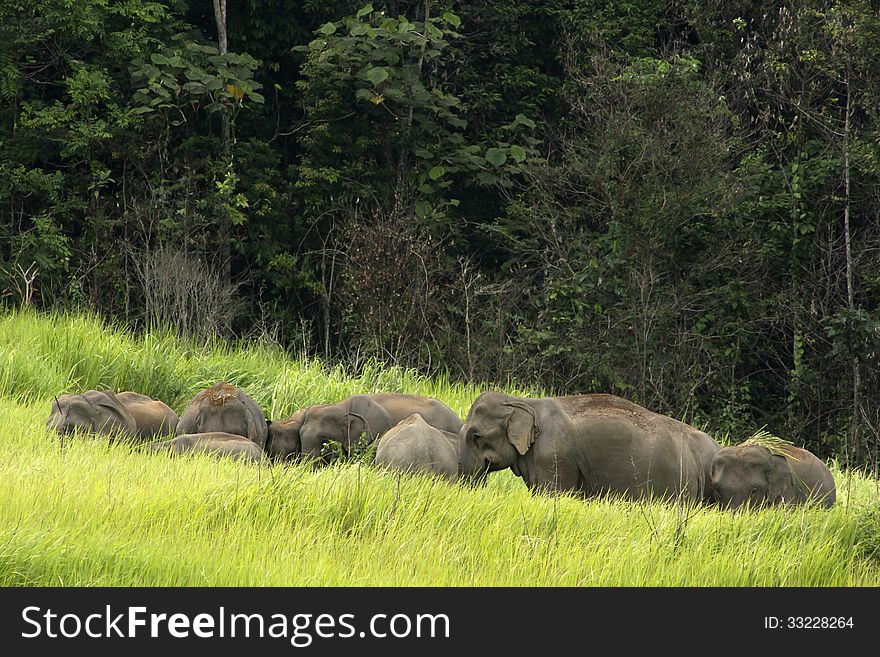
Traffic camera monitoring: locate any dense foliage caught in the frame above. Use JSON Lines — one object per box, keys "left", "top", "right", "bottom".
{"left": 2, "top": 1, "right": 880, "bottom": 464}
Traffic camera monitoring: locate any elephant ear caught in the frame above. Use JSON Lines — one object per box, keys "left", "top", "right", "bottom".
{"left": 767, "top": 453, "right": 794, "bottom": 503}
{"left": 503, "top": 402, "right": 538, "bottom": 456}
{"left": 91, "top": 392, "right": 136, "bottom": 434}
{"left": 346, "top": 395, "right": 391, "bottom": 442}
{"left": 345, "top": 412, "right": 371, "bottom": 448}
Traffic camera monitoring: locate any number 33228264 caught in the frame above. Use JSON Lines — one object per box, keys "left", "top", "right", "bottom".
{"left": 764, "top": 617, "right": 854, "bottom": 629}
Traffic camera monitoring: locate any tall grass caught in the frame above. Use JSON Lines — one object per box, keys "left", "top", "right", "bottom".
{"left": 0, "top": 308, "right": 527, "bottom": 418}
{"left": 1, "top": 309, "right": 879, "bottom": 586}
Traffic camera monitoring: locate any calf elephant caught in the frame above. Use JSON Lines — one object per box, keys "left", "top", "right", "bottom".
{"left": 176, "top": 382, "right": 268, "bottom": 449}
{"left": 374, "top": 414, "right": 460, "bottom": 481}
{"left": 710, "top": 443, "right": 836, "bottom": 509}
{"left": 47, "top": 390, "right": 138, "bottom": 440}
{"left": 297, "top": 393, "right": 463, "bottom": 463}
{"left": 461, "top": 392, "right": 720, "bottom": 502}
{"left": 148, "top": 432, "right": 266, "bottom": 464}
{"left": 115, "top": 391, "right": 178, "bottom": 440}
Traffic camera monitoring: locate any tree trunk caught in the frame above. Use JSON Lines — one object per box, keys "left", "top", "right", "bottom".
{"left": 843, "top": 70, "right": 860, "bottom": 465}
{"left": 212, "top": 0, "right": 232, "bottom": 286}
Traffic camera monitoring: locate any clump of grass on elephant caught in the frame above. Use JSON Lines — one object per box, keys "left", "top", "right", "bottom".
{"left": 1, "top": 310, "right": 879, "bottom": 586}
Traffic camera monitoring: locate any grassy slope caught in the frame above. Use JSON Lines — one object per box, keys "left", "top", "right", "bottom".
{"left": 1, "top": 309, "right": 879, "bottom": 586}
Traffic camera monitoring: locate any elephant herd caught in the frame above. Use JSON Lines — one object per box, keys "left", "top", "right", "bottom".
{"left": 46, "top": 382, "right": 837, "bottom": 510}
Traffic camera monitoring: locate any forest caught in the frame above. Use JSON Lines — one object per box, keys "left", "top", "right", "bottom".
{"left": 2, "top": 0, "right": 880, "bottom": 466}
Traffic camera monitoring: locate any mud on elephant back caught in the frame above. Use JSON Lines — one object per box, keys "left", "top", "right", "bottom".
{"left": 176, "top": 382, "right": 268, "bottom": 448}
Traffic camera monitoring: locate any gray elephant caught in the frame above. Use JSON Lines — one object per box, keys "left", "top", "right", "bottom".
{"left": 148, "top": 432, "right": 267, "bottom": 464}
{"left": 47, "top": 390, "right": 138, "bottom": 440}
{"left": 176, "top": 382, "right": 268, "bottom": 448}
{"left": 115, "top": 391, "right": 178, "bottom": 440}
{"left": 265, "top": 408, "right": 306, "bottom": 461}
{"left": 710, "top": 443, "right": 836, "bottom": 509}
{"left": 297, "top": 393, "right": 463, "bottom": 463}
{"left": 460, "top": 392, "right": 720, "bottom": 502}
{"left": 374, "top": 414, "right": 460, "bottom": 481}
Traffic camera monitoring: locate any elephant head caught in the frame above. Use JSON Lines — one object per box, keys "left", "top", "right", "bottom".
{"left": 266, "top": 408, "right": 307, "bottom": 460}
{"left": 177, "top": 382, "right": 268, "bottom": 448}
{"left": 298, "top": 395, "right": 392, "bottom": 463}
{"left": 46, "top": 390, "right": 138, "bottom": 439}
{"left": 461, "top": 392, "right": 538, "bottom": 471}
{"left": 710, "top": 444, "right": 794, "bottom": 509}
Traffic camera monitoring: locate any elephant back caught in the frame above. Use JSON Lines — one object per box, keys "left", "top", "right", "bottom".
{"left": 177, "top": 382, "right": 268, "bottom": 448}
{"left": 370, "top": 393, "right": 464, "bottom": 434}
{"left": 375, "top": 414, "right": 459, "bottom": 480}
{"left": 151, "top": 432, "right": 267, "bottom": 464}
{"left": 116, "top": 391, "right": 179, "bottom": 440}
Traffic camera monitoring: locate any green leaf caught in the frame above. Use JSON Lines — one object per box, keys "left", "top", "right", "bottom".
{"left": 356, "top": 4, "right": 373, "bottom": 18}
{"left": 442, "top": 12, "right": 462, "bottom": 28}
{"left": 415, "top": 200, "right": 433, "bottom": 218}
{"left": 425, "top": 23, "right": 443, "bottom": 39}
{"left": 355, "top": 88, "right": 373, "bottom": 101}
{"left": 150, "top": 53, "right": 171, "bottom": 65}
{"left": 510, "top": 145, "right": 527, "bottom": 163}
{"left": 485, "top": 148, "right": 507, "bottom": 167}
{"left": 428, "top": 165, "right": 445, "bottom": 180}
{"left": 364, "top": 67, "right": 389, "bottom": 86}
{"left": 318, "top": 22, "right": 337, "bottom": 36}
{"left": 514, "top": 113, "right": 536, "bottom": 129}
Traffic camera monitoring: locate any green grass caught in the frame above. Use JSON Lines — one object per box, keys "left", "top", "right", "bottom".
{"left": 1, "top": 308, "right": 879, "bottom": 586}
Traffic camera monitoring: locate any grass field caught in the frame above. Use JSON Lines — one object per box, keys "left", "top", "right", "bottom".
{"left": 1, "top": 309, "right": 879, "bottom": 586}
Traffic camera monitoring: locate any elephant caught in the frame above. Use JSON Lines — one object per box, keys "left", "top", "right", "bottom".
{"left": 710, "top": 443, "right": 836, "bottom": 509}
{"left": 114, "top": 391, "right": 178, "bottom": 440}
{"left": 176, "top": 382, "right": 268, "bottom": 449}
{"left": 297, "top": 393, "right": 464, "bottom": 463}
{"left": 265, "top": 408, "right": 307, "bottom": 461}
{"left": 374, "top": 414, "right": 460, "bottom": 481}
{"left": 460, "top": 392, "right": 721, "bottom": 502}
{"left": 46, "top": 390, "right": 138, "bottom": 440}
{"left": 148, "top": 432, "right": 267, "bottom": 464}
